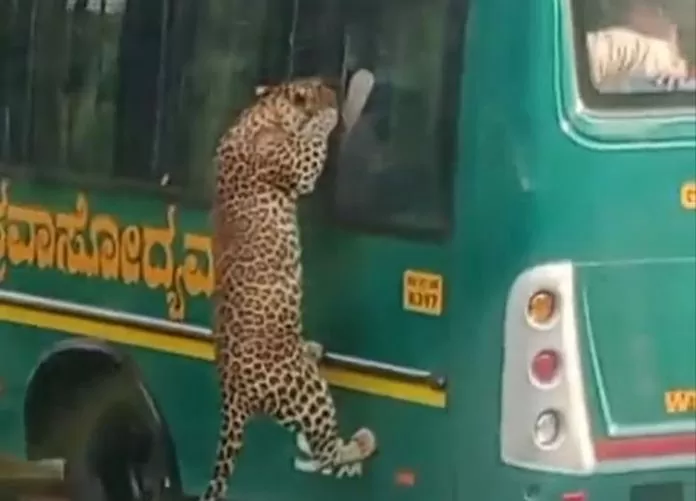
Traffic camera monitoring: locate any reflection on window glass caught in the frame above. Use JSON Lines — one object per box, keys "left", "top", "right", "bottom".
{"left": 577, "top": 0, "right": 696, "bottom": 95}
{"left": 0, "top": 0, "right": 269, "bottom": 193}
{"left": 0, "top": 0, "right": 162, "bottom": 177}
{"left": 333, "top": 0, "right": 464, "bottom": 234}
{"left": 156, "top": 0, "right": 271, "bottom": 195}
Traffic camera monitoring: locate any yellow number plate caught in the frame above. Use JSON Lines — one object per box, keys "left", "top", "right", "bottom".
{"left": 403, "top": 270, "right": 443, "bottom": 316}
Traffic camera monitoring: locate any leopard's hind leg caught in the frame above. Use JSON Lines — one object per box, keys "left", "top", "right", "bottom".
{"left": 199, "top": 383, "right": 251, "bottom": 501}
{"left": 270, "top": 358, "right": 377, "bottom": 469}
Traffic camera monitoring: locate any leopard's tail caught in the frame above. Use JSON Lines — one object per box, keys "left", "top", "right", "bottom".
{"left": 198, "top": 386, "right": 250, "bottom": 501}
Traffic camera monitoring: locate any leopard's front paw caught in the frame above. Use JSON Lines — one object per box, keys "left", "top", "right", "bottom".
{"left": 303, "top": 340, "right": 325, "bottom": 363}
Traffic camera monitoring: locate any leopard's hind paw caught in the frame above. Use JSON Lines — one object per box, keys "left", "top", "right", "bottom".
{"left": 351, "top": 428, "right": 377, "bottom": 460}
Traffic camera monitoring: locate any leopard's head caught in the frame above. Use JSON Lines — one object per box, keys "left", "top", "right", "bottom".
{"left": 254, "top": 77, "right": 339, "bottom": 133}
{"left": 248, "top": 77, "right": 340, "bottom": 195}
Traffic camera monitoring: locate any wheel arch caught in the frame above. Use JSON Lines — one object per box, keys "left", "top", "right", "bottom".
{"left": 23, "top": 337, "right": 182, "bottom": 491}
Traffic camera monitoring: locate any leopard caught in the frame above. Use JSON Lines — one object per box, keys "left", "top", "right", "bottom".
{"left": 199, "top": 76, "right": 377, "bottom": 501}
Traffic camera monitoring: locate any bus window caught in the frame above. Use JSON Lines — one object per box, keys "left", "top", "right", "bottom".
{"left": 332, "top": 0, "right": 466, "bottom": 236}
{"left": 155, "top": 0, "right": 285, "bottom": 196}
{"left": 574, "top": 0, "right": 696, "bottom": 104}
{"left": 0, "top": 0, "right": 167, "bottom": 180}
{"left": 1, "top": 0, "right": 66, "bottom": 171}
{"left": 112, "top": 0, "right": 168, "bottom": 180}
{"left": 159, "top": 0, "right": 345, "bottom": 198}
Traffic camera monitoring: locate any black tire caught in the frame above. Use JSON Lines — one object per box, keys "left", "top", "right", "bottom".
{"left": 32, "top": 373, "right": 182, "bottom": 501}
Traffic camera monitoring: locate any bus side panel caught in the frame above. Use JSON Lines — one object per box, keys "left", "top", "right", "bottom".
{"left": 0, "top": 322, "right": 452, "bottom": 501}
{"left": 130, "top": 345, "right": 452, "bottom": 501}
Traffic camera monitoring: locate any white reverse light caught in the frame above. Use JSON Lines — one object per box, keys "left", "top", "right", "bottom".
{"left": 534, "top": 409, "right": 564, "bottom": 450}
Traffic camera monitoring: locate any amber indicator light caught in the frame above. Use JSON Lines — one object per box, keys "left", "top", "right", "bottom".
{"left": 527, "top": 290, "right": 557, "bottom": 326}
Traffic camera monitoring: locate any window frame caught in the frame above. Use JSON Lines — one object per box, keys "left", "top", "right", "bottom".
{"left": 325, "top": 0, "right": 469, "bottom": 243}
{"left": 570, "top": 0, "right": 696, "bottom": 111}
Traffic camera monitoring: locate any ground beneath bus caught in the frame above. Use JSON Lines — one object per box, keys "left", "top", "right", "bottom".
{"left": 0, "top": 455, "right": 201, "bottom": 501}
{"left": 0, "top": 454, "right": 67, "bottom": 501}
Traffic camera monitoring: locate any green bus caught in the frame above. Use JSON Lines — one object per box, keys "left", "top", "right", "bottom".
{"left": 1, "top": 0, "right": 695, "bottom": 500}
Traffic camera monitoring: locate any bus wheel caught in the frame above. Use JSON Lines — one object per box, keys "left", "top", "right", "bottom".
{"left": 46, "top": 374, "right": 180, "bottom": 501}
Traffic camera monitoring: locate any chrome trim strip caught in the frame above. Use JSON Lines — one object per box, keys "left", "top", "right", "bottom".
{"left": 326, "top": 353, "right": 446, "bottom": 388}
{"left": 0, "top": 289, "right": 210, "bottom": 338}
{"left": 0, "top": 288, "right": 445, "bottom": 389}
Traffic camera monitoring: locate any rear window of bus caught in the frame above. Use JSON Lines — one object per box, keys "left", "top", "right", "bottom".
{"left": 572, "top": 0, "right": 696, "bottom": 108}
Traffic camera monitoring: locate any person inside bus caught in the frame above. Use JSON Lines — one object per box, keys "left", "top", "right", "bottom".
{"left": 585, "top": 0, "right": 692, "bottom": 91}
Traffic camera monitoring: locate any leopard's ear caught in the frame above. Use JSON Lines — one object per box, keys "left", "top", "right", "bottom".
{"left": 255, "top": 85, "right": 271, "bottom": 98}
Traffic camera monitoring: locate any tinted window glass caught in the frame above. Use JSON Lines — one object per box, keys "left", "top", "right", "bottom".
{"left": 1, "top": 0, "right": 164, "bottom": 178}
{"left": 154, "top": 0, "right": 273, "bottom": 196}
{"left": 0, "top": 0, "right": 268, "bottom": 194}
{"left": 333, "top": 0, "right": 465, "bottom": 236}
{"left": 0, "top": 0, "right": 466, "bottom": 231}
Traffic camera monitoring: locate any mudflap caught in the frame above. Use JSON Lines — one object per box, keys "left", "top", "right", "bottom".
{"left": 0, "top": 455, "right": 67, "bottom": 500}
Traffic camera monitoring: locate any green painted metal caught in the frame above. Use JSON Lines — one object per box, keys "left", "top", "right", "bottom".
{"left": 0, "top": 0, "right": 695, "bottom": 500}
{"left": 580, "top": 262, "right": 696, "bottom": 434}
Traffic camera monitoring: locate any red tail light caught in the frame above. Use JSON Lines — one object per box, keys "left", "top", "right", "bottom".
{"left": 531, "top": 349, "right": 561, "bottom": 385}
